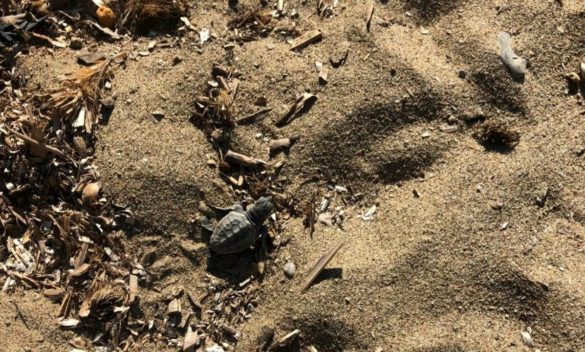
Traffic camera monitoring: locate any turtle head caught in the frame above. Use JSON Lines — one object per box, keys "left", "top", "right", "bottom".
{"left": 247, "top": 196, "right": 273, "bottom": 226}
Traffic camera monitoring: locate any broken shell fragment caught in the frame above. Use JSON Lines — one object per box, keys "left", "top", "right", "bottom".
{"left": 521, "top": 331, "right": 534, "bottom": 347}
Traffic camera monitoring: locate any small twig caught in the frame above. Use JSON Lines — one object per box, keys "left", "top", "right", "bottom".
{"left": 12, "top": 302, "right": 30, "bottom": 330}
{"left": 3, "top": 127, "right": 68, "bottom": 159}
{"left": 236, "top": 107, "right": 272, "bottom": 125}
{"left": 225, "top": 150, "right": 267, "bottom": 168}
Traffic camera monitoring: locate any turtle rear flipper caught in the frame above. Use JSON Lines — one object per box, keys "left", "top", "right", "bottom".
{"left": 200, "top": 215, "right": 215, "bottom": 232}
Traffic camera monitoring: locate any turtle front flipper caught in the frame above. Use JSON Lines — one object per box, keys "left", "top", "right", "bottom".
{"left": 207, "top": 202, "right": 245, "bottom": 216}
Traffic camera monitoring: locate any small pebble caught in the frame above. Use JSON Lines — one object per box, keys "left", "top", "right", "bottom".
{"left": 172, "top": 56, "right": 183, "bottom": 65}
{"left": 70, "top": 38, "right": 83, "bottom": 50}
{"left": 283, "top": 262, "right": 296, "bottom": 278}
{"left": 521, "top": 331, "right": 534, "bottom": 347}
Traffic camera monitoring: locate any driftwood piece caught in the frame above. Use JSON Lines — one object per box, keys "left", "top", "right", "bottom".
{"left": 302, "top": 241, "right": 343, "bottom": 292}
{"left": 275, "top": 93, "right": 317, "bottom": 127}
{"left": 290, "top": 29, "right": 322, "bottom": 51}
{"left": 225, "top": 150, "right": 267, "bottom": 168}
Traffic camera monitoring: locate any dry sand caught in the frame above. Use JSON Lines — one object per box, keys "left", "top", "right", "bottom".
{"left": 2, "top": 0, "right": 585, "bottom": 351}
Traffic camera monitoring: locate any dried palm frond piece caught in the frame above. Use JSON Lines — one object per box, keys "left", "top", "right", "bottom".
{"left": 79, "top": 283, "right": 126, "bottom": 321}
{"left": 45, "top": 51, "right": 127, "bottom": 136}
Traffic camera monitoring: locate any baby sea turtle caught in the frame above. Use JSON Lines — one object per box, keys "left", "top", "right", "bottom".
{"left": 204, "top": 196, "right": 273, "bottom": 254}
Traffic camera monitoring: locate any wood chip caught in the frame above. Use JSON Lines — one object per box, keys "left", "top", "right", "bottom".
{"left": 129, "top": 274, "right": 138, "bottom": 304}
{"left": 74, "top": 242, "right": 89, "bottom": 268}
{"left": 43, "top": 287, "right": 65, "bottom": 301}
{"left": 183, "top": 326, "right": 198, "bottom": 351}
{"left": 318, "top": 68, "right": 328, "bottom": 85}
{"left": 366, "top": 1, "right": 375, "bottom": 32}
{"left": 77, "top": 52, "right": 107, "bottom": 66}
{"left": 225, "top": 150, "right": 267, "bottom": 168}
{"left": 168, "top": 298, "right": 182, "bottom": 316}
{"left": 290, "top": 29, "right": 322, "bottom": 51}
{"left": 302, "top": 241, "right": 343, "bottom": 292}
{"left": 58, "top": 291, "right": 72, "bottom": 318}
{"left": 275, "top": 93, "right": 317, "bottom": 127}
{"left": 69, "top": 263, "right": 91, "bottom": 279}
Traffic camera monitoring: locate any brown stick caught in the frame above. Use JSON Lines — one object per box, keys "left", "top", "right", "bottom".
{"left": 225, "top": 150, "right": 267, "bottom": 168}
{"left": 302, "top": 241, "right": 343, "bottom": 292}
{"left": 236, "top": 107, "right": 272, "bottom": 125}
{"left": 4, "top": 127, "right": 68, "bottom": 159}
